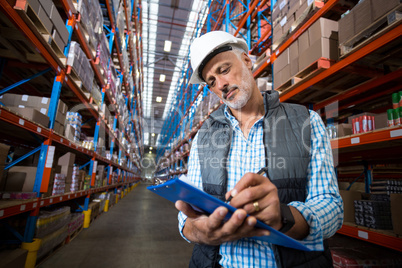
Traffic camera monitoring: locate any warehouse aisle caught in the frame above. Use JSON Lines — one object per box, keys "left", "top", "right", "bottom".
{"left": 39, "top": 182, "right": 194, "bottom": 268}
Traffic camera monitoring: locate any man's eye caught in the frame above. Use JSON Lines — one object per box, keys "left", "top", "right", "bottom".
{"left": 222, "top": 67, "right": 230, "bottom": 74}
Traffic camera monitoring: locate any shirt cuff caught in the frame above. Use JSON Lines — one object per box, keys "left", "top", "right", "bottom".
{"left": 178, "top": 212, "right": 192, "bottom": 243}
{"left": 288, "top": 201, "right": 324, "bottom": 251}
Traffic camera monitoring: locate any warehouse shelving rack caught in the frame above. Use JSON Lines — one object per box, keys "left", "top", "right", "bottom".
{"left": 0, "top": 0, "right": 144, "bottom": 258}
{"left": 155, "top": 0, "right": 402, "bottom": 252}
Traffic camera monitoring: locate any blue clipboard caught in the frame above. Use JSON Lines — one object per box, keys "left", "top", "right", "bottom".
{"left": 147, "top": 178, "right": 311, "bottom": 251}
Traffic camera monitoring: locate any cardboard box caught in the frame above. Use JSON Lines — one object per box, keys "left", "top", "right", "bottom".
{"left": 371, "top": 0, "right": 400, "bottom": 22}
{"left": 37, "top": 5, "right": 53, "bottom": 34}
{"left": 340, "top": 190, "right": 362, "bottom": 223}
{"left": 0, "top": 248, "right": 28, "bottom": 268}
{"left": 58, "top": 152, "right": 76, "bottom": 167}
{"left": 5, "top": 166, "right": 37, "bottom": 192}
{"left": 274, "top": 48, "right": 289, "bottom": 73}
{"left": 353, "top": 0, "right": 372, "bottom": 34}
{"left": 49, "top": 4, "right": 69, "bottom": 44}
{"left": 9, "top": 107, "right": 50, "bottom": 127}
{"left": 390, "top": 193, "right": 402, "bottom": 235}
{"left": 308, "top": 17, "right": 338, "bottom": 44}
{"left": 288, "top": 0, "right": 300, "bottom": 18}
{"left": 295, "top": 0, "right": 308, "bottom": 20}
{"left": 280, "top": 65, "right": 291, "bottom": 85}
{"left": 299, "top": 37, "right": 338, "bottom": 71}
{"left": 336, "top": 123, "right": 353, "bottom": 137}
{"left": 272, "top": 23, "right": 283, "bottom": 44}
{"left": 39, "top": 0, "right": 53, "bottom": 16}
{"left": 0, "top": 143, "right": 10, "bottom": 182}
{"left": 289, "top": 40, "right": 299, "bottom": 76}
{"left": 27, "top": 0, "right": 41, "bottom": 14}
{"left": 338, "top": 11, "right": 354, "bottom": 44}
{"left": 374, "top": 112, "right": 387, "bottom": 129}
{"left": 298, "top": 31, "right": 309, "bottom": 55}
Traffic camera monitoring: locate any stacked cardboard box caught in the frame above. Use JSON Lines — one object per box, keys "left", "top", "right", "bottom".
{"left": 272, "top": 0, "right": 323, "bottom": 47}
{"left": 57, "top": 152, "right": 76, "bottom": 194}
{"left": 65, "top": 112, "right": 82, "bottom": 142}
{"left": 273, "top": 18, "right": 339, "bottom": 89}
{"left": 76, "top": 0, "right": 103, "bottom": 52}
{"left": 0, "top": 93, "right": 68, "bottom": 131}
{"left": 97, "top": 32, "right": 110, "bottom": 80}
{"left": 0, "top": 143, "right": 10, "bottom": 181}
{"left": 2, "top": 166, "right": 38, "bottom": 192}
{"left": 67, "top": 41, "right": 94, "bottom": 92}
{"left": 26, "top": 0, "right": 69, "bottom": 53}
{"left": 339, "top": 0, "right": 401, "bottom": 46}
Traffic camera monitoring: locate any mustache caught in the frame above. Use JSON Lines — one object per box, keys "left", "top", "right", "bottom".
{"left": 222, "top": 85, "right": 239, "bottom": 99}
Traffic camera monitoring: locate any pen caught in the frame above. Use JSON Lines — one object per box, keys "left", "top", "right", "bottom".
{"left": 225, "top": 167, "right": 268, "bottom": 203}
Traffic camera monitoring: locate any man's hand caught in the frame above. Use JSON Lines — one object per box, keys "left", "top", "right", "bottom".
{"left": 225, "top": 172, "right": 283, "bottom": 230}
{"left": 175, "top": 201, "right": 270, "bottom": 245}
{"left": 226, "top": 172, "right": 310, "bottom": 240}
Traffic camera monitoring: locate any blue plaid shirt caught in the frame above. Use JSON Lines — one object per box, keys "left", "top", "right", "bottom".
{"left": 178, "top": 107, "right": 343, "bottom": 267}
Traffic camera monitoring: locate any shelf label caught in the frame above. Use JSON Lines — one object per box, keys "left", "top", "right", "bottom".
{"left": 40, "top": 201, "right": 44, "bottom": 206}
{"left": 390, "top": 129, "right": 402, "bottom": 138}
{"left": 20, "top": 205, "right": 26, "bottom": 211}
{"left": 45, "top": 146, "right": 56, "bottom": 168}
{"left": 33, "top": 203, "right": 37, "bottom": 208}
{"left": 351, "top": 137, "right": 360, "bottom": 144}
{"left": 75, "top": 194, "right": 77, "bottom": 197}
{"left": 93, "top": 161, "right": 98, "bottom": 174}
{"left": 279, "top": 0, "right": 287, "bottom": 10}
{"left": 60, "top": 138, "right": 63, "bottom": 143}
{"left": 68, "top": 195, "right": 70, "bottom": 199}
{"left": 358, "top": 230, "right": 368, "bottom": 240}
{"left": 0, "top": 210, "right": 3, "bottom": 217}
{"left": 50, "top": 198, "right": 53, "bottom": 203}
{"left": 22, "top": 95, "right": 29, "bottom": 101}
{"left": 19, "top": 119, "right": 24, "bottom": 126}
{"left": 60, "top": 197, "right": 63, "bottom": 201}
{"left": 37, "top": 127, "right": 41, "bottom": 133}
{"left": 308, "top": 0, "right": 314, "bottom": 5}
{"left": 40, "top": 108, "right": 47, "bottom": 115}
{"left": 280, "top": 16, "right": 287, "bottom": 27}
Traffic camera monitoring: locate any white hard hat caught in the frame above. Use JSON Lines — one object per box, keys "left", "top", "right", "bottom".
{"left": 189, "top": 31, "right": 249, "bottom": 85}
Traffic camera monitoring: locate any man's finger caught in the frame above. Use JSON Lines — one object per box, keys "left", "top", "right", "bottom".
{"left": 175, "top": 200, "right": 200, "bottom": 218}
{"left": 207, "top": 206, "right": 228, "bottom": 230}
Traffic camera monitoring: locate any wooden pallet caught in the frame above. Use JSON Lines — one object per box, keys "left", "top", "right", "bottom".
{"left": 276, "top": 58, "right": 335, "bottom": 95}
{"left": 13, "top": 1, "right": 67, "bottom": 66}
{"left": 65, "top": 225, "right": 83, "bottom": 243}
{"left": 340, "top": 5, "right": 402, "bottom": 57}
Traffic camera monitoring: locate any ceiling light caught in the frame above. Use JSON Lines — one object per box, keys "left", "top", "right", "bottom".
{"left": 152, "top": 133, "right": 155, "bottom": 137}
{"left": 156, "top": 96, "right": 162, "bottom": 102}
{"left": 150, "top": 147, "right": 153, "bottom": 150}
{"left": 164, "top": 40, "right": 172, "bottom": 52}
{"left": 159, "top": 74, "right": 166, "bottom": 82}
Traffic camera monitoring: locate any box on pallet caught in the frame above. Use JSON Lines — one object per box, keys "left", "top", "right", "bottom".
{"left": 338, "top": 0, "right": 401, "bottom": 45}
{"left": 2, "top": 166, "right": 37, "bottom": 192}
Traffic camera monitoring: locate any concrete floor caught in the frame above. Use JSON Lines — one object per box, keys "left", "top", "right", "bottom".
{"left": 39, "top": 182, "right": 194, "bottom": 268}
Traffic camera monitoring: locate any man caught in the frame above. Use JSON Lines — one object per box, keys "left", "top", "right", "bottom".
{"left": 175, "top": 31, "right": 343, "bottom": 267}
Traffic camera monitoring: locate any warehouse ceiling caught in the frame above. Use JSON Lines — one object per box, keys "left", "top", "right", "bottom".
{"left": 141, "top": 0, "right": 209, "bottom": 148}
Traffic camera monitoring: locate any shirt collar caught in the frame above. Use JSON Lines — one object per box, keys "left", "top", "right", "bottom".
{"left": 223, "top": 106, "right": 264, "bottom": 129}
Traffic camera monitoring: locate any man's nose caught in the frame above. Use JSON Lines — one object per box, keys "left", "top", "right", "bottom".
{"left": 216, "top": 77, "right": 229, "bottom": 92}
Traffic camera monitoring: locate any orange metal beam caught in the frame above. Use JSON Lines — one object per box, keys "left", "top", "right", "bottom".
{"left": 314, "top": 68, "right": 402, "bottom": 111}
{"left": 331, "top": 126, "right": 402, "bottom": 149}
{"left": 280, "top": 24, "right": 402, "bottom": 102}
{"left": 212, "top": 0, "right": 228, "bottom": 31}
{"left": 338, "top": 224, "right": 402, "bottom": 252}
{"left": 234, "top": 0, "right": 260, "bottom": 36}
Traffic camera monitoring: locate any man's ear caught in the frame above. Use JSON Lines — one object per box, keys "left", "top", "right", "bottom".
{"left": 242, "top": 52, "right": 253, "bottom": 70}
